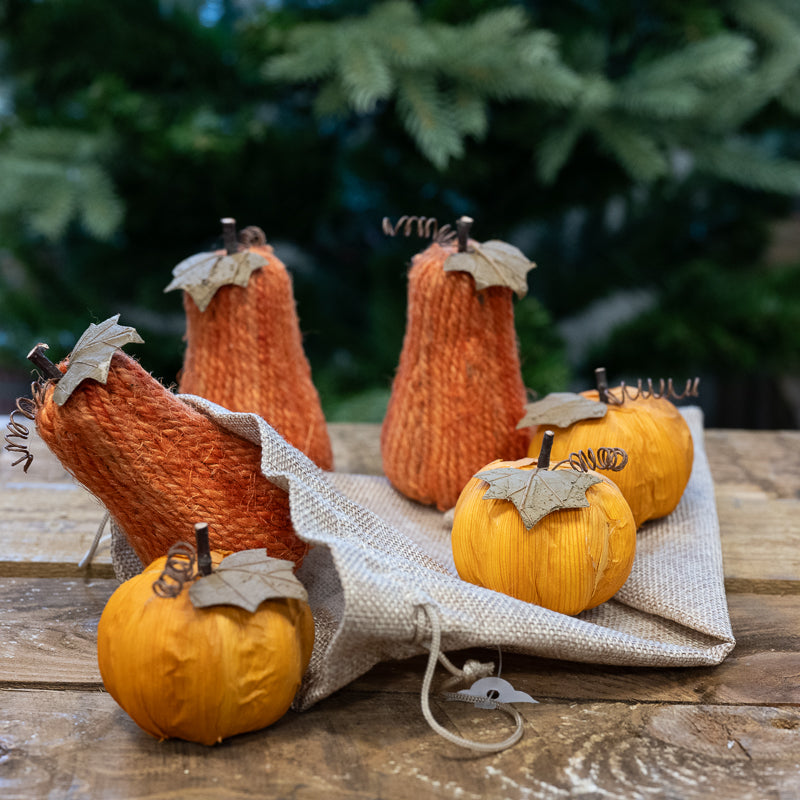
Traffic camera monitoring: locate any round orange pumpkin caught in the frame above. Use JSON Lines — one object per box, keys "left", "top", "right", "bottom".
{"left": 452, "top": 456, "right": 636, "bottom": 615}
{"left": 97, "top": 551, "right": 315, "bottom": 745}
{"left": 528, "top": 389, "right": 693, "bottom": 527}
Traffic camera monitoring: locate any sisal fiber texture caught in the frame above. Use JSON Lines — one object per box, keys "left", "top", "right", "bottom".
{"left": 178, "top": 241, "right": 333, "bottom": 471}
{"left": 110, "top": 402, "right": 735, "bottom": 712}
{"left": 35, "top": 352, "right": 307, "bottom": 567}
{"left": 381, "top": 241, "right": 532, "bottom": 511}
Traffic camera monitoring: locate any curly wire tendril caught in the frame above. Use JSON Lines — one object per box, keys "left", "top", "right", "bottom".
{"left": 4, "top": 380, "right": 47, "bottom": 473}
{"left": 237, "top": 225, "right": 267, "bottom": 249}
{"left": 152, "top": 541, "right": 198, "bottom": 598}
{"left": 606, "top": 377, "right": 700, "bottom": 406}
{"left": 382, "top": 215, "right": 456, "bottom": 245}
{"left": 560, "top": 447, "right": 629, "bottom": 473}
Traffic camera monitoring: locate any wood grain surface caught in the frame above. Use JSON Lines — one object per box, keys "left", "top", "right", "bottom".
{"left": 1, "top": 420, "right": 799, "bottom": 799}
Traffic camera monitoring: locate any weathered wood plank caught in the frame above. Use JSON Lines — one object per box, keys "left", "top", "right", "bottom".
{"left": 3, "top": 578, "right": 799, "bottom": 707}
{"left": 4, "top": 425, "right": 799, "bottom": 586}
{"left": 1, "top": 689, "right": 798, "bottom": 800}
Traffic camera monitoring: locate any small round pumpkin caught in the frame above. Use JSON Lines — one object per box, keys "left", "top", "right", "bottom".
{"left": 452, "top": 456, "right": 636, "bottom": 615}
{"left": 97, "top": 551, "right": 315, "bottom": 745}
{"left": 528, "top": 389, "right": 693, "bottom": 527}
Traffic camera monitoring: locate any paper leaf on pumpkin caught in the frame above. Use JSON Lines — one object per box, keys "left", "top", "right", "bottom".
{"left": 444, "top": 240, "right": 535, "bottom": 298}
{"left": 189, "top": 550, "right": 308, "bottom": 613}
{"left": 476, "top": 465, "right": 602, "bottom": 529}
{"left": 164, "top": 250, "right": 268, "bottom": 312}
{"left": 517, "top": 392, "right": 607, "bottom": 429}
{"left": 52, "top": 315, "right": 144, "bottom": 406}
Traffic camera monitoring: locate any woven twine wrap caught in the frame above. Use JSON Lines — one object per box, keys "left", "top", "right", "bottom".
{"left": 380, "top": 242, "right": 532, "bottom": 511}
{"left": 111, "top": 400, "right": 735, "bottom": 711}
{"left": 178, "top": 243, "right": 333, "bottom": 471}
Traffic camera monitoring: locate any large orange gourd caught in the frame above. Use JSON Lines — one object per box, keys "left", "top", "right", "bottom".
{"left": 171, "top": 221, "right": 332, "bottom": 470}
{"left": 381, "top": 218, "right": 535, "bottom": 511}
{"left": 33, "top": 347, "right": 307, "bottom": 568}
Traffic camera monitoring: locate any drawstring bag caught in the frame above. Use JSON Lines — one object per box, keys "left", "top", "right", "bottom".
{"left": 107, "top": 399, "right": 735, "bottom": 747}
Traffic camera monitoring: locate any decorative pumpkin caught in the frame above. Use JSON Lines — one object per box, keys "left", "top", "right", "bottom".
{"left": 97, "top": 547, "right": 315, "bottom": 745}
{"left": 30, "top": 317, "right": 307, "bottom": 567}
{"left": 166, "top": 219, "right": 333, "bottom": 470}
{"left": 381, "top": 216, "right": 535, "bottom": 511}
{"left": 451, "top": 433, "right": 636, "bottom": 615}
{"left": 524, "top": 369, "right": 695, "bottom": 527}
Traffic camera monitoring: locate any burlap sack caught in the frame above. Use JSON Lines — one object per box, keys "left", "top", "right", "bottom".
{"left": 110, "top": 399, "right": 735, "bottom": 712}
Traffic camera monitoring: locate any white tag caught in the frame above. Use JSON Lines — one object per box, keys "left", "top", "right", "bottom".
{"left": 455, "top": 677, "right": 538, "bottom": 709}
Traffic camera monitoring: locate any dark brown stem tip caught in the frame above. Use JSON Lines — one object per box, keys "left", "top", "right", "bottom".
{"left": 194, "top": 522, "right": 213, "bottom": 576}
{"left": 456, "top": 215, "right": 474, "bottom": 252}
{"left": 27, "top": 343, "right": 62, "bottom": 382}
{"left": 595, "top": 367, "right": 610, "bottom": 404}
{"left": 538, "top": 430, "right": 554, "bottom": 470}
{"left": 220, "top": 217, "right": 238, "bottom": 255}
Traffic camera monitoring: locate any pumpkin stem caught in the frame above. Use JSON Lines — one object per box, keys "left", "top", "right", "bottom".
{"left": 27, "top": 343, "right": 62, "bottom": 382}
{"left": 194, "top": 522, "right": 213, "bottom": 576}
{"left": 537, "top": 430, "right": 554, "bottom": 470}
{"left": 456, "top": 216, "right": 473, "bottom": 253}
{"left": 221, "top": 217, "right": 238, "bottom": 256}
{"left": 595, "top": 367, "right": 610, "bottom": 404}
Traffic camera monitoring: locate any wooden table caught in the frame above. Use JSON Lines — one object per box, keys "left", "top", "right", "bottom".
{"left": 2, "top": 422, "right": 799, "bottom": 799}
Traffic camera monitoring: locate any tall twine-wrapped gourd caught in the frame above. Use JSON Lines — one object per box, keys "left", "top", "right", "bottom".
{"left": 381, "top": 217, "right": 535, "bottom": 511}
{"left": 34, "top": 349, "right": 307, "bottom": 568}
{"left": 173, "top": 220, "right": 333, "bottom": 471}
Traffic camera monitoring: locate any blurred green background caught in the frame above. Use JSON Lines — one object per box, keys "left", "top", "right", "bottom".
{"left": 1, "top": 0, "right": 799, "bottom": 428}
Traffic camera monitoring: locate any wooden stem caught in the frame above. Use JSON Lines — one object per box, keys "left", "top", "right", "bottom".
{"left": 456, "top": 216, "right": 473, "bottom": 253}
{"left": 538, "top": 430, "right": 554, "bottom": 470}
{"left": 27, "top": 344, "right": 62, "bottom": 382}
{"left": 221, "top": 217, "right": 238, "bottom": 255}
{"left": 194, "top": 523, "right": 213, "bottom": 576}
{"left": 595, "top": 367, "right": 610, "bottom": 404}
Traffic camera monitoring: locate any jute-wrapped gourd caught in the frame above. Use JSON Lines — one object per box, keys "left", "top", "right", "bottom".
{"left": 27, "top": 317, "right": 307, "bottom": 568}
{"left": 166, "top": 219, "right": 332, "bottom": 470}
{"left": 521, "top": 369, "right": 697, "bottom": 527}
{"left": 381, "top": 217, "right": 536, "bottom": 511}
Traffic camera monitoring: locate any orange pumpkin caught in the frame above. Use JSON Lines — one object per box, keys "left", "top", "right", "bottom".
{"left": 527, "top": 382, "right": 693, "bottom": 527}
{"left": 97, "top": 550, "right": 315, "bottom": 745}
{"left": 452, "top": 453, "right": 636, "bottom": 615}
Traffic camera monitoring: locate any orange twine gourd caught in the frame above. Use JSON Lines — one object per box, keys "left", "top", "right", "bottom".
{"left": 381, "top": 240, "right": 532, "bottom": 511}
{"left": 178, "top": 229, "right": 333, "bottom": 471}
{"left": 34, "top": 352, "right": 307, "bottom": 568}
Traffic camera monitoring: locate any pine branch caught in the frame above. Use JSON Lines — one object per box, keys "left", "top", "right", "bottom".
{"left": 0, "top": 127, "right": 123, "bottom": 240}
{"left": 591, "top": 115, "right": 670, "bottom": 182}
{"left": 695, "top": 139, "right": 800, "bottom": 193}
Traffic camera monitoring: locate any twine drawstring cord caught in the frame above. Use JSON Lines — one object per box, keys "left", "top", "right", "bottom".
{"left": 416, "top": 603, "right": 525, "bottom": 753}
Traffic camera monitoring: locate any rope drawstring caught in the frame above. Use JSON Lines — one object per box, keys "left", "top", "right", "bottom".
{"left": 417, "top": 604, "right": 525, "bottom": 753}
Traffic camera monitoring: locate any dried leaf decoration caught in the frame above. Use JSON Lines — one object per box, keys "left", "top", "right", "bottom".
{"left": 52, "top": 315, "right": 144, "bottom": 406}
{"left": 444, "top": 240, "right": 535, "bottom": 298}
{"left": 189, "top": 550, "right": 308, "bottom": 613}
{"left": 476, "top": 465, "right": 602, "bottom": 529}
{"left": 517, "top": 392, "right": 607, "bottom": 430}
{"left": 164, "top": 250, "right": 268, "bottom": 312}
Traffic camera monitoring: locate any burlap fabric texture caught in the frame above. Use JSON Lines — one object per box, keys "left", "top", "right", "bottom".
{"left": 110, "top": 399, "right": 735, "bottom": 711}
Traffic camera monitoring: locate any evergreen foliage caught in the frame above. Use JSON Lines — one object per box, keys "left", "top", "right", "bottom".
{"left": 0, "top": 0, "right": 799, "bottom": 426}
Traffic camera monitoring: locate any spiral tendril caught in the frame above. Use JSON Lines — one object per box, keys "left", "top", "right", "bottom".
{"left": 605, "top": 377, "right": 700, "bottom": 405}
{"left": 557, "top": 447, "right": 629, "bottom": 473}
{"left": 4, "top": 381, "right": 46, "bottom": 473}
{"left": 152, "top": 542, "right": 198, "bottom": 598}
{"left": 382, "top": 215, "right": 456, "bottom": 245}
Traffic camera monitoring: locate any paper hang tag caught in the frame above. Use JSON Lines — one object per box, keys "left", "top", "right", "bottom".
{"left": 454, "top": 677, "right": 538, "bottom": 710}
